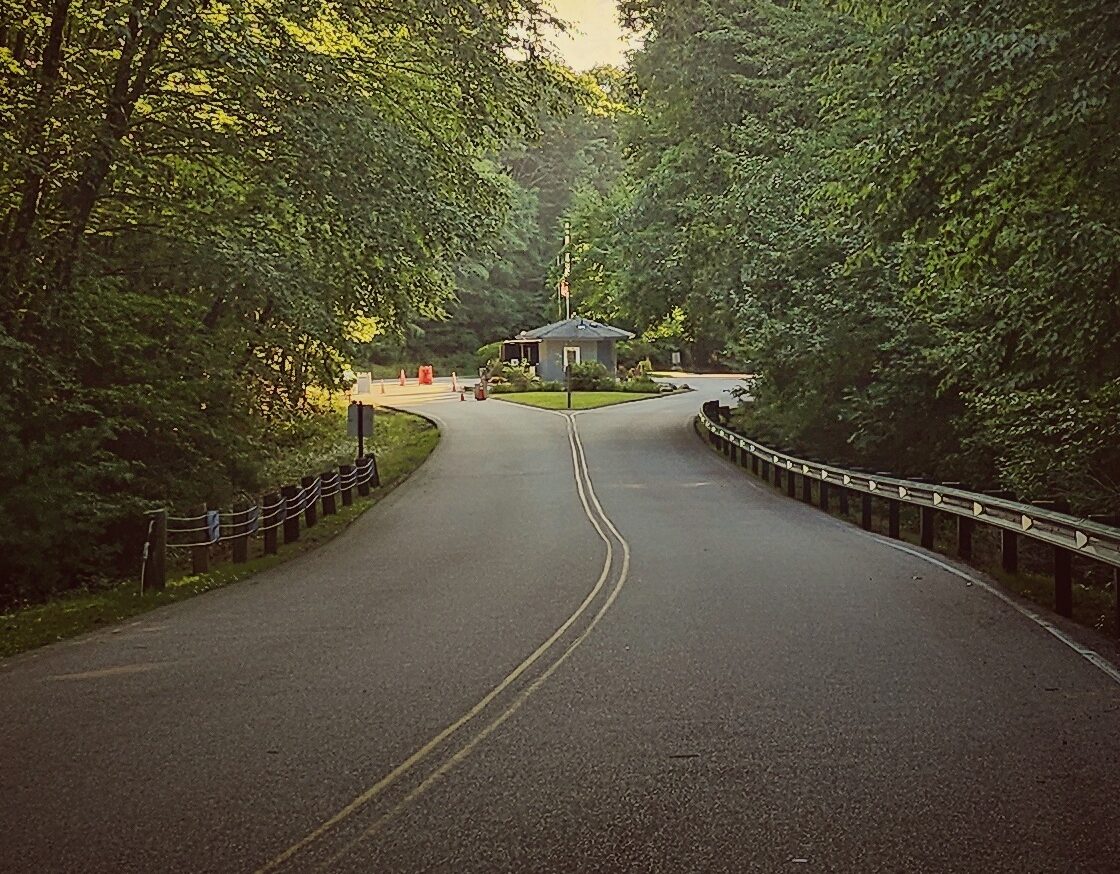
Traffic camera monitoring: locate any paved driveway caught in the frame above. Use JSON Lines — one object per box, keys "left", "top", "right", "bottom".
{"left": 2, "top": 378, "right": 1118, "bottom": 872}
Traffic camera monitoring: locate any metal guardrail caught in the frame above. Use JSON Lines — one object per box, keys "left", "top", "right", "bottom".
{"left": 698, "top": 400, "right": 1120, "bottom": 627}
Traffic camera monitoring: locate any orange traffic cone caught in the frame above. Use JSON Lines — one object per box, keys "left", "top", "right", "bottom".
{"left": 398, "top": 369, "right": 406, "bottom": 386}
{"left": 459, "top": 389, "right": 465, "bottom": 401}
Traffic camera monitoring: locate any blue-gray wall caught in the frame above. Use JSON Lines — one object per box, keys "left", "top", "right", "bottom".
{"left": 538, "top": 339, "right": 618, "bottom": 382}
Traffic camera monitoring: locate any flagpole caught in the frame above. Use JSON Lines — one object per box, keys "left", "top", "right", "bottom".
{"left": 563, "top": 220, "right": 572, "bottom": 320}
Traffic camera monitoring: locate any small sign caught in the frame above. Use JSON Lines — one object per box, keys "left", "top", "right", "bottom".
{"left": 206, "top": 510, "right": 220, "bottom": 545}
{"left": 348, "top": 403, "right": 374, "bottom": 437}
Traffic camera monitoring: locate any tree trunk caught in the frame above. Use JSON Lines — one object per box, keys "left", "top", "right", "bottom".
{"left": 1, "top": 0, "right": 72, "bottom": 322}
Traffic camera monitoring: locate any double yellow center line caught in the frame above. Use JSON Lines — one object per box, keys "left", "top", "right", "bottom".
{"left": 256, "top": 411, "right": 631, "bottom": 872}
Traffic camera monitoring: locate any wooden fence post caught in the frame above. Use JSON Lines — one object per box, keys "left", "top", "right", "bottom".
{"left": 191, "top": 504, "right": 210, "bottom": 574}
{"left": 263, "top": 492, "right": 279, "bottom": 555}
{"left": 339, "top": 465, "right": 354, "bottom": 506}
{"left": 321, "top": 471, "right": 337, "bottom": 516}
{"left": 281, "top": 485, "right": 300, "bottom": 543}
{"left": 232, "top": 503, "right": 250, "bottom": 564}
{"left": 145, "top": 509, "right": 167, "bottom": 591}
{"left": 357, "top": 458, "right": 371, "bottom": 497}
{"left": 301, "top": 476, "right": 318, "bottom": 528}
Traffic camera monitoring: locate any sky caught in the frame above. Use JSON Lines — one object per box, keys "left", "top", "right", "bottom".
{"left": 548, "top": 0, "right": 636, "bottom": 70}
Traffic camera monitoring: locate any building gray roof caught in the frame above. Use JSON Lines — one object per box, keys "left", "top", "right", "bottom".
{"left": 516, "top": 317, "right": 635, "bottom": 342}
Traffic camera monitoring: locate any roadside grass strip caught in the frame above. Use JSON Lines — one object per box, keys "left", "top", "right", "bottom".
{"left": 0, "top": 412, "right": 439, "bottom": 660}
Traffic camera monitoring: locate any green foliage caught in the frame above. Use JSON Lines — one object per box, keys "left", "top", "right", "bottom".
{"left": 568, "top": 361, "right": 616, "bottom": 391}
{"left": 594, "top": 0, "right": 1120, "bottom": 512}
{"left": 0, "top": 0, "right": 567, "bottom": 605}
{"left": 379, "top": 66, "right": 633, "bottom": 365}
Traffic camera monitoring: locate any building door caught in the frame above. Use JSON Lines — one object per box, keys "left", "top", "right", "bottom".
{"left": 563, "top": 346, "right": 581, "bottom": 368}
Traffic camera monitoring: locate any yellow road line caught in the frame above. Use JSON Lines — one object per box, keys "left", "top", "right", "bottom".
{"left": 318, "top": 414, "right": 632, "bottom": 868}
{"left": 254, "top": 414, "right": 617, "bottom": 874}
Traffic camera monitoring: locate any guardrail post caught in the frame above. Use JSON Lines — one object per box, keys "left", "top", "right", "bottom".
{"left": 724, "top": 436, "right": 731, "bottom": 458}
{"left": 145, "top": 509, "right": 167, "bottom": 591}
{"left": 1054, "top": 547, "right": 1073, "bottom": 618}
{"left": 232, "top": 503, "right": 250, "bottom": 564}
{"left": 786, "top": 468, "right": 796, "bottom": 498}
{"left": 920, "top": 506, "right": 935, "bottom": 549}
{"left": 263, "top": 492, "right": 279, "bottom": 555}
{"left": 339, "top": 465, "right": 354, "bottom": 506}
{"left": 281, "top": 485, "right": 300, "bottom": 543}
{"left": 861, "top": 493, "right": 872, "bottom": 530}
{"left": 819, "top": 480, "right": 830, "bottom": 512}
{"left": 192, "top": 504, "right": 210, "bottom": 574}
{"left": 322, "top": 471, "right": 337, "bottom": 517}
{"left": 301, "top": 476, "right": 319, "bottom": 528}
{"left": 1000, "top": 530, "right": 1018, "bottom": 573}
{"left": 1089, "top": 516, "right": 1120, "bottom": 636}
{"left": 1029, "top": 498, "right": 1073, "bottom": 617}
{"left": 888, "top": 499, "right": 901, "bottom": 539}
{"left": 760, "top": 458, "right": 769, "bottom": 480}
{"left": 801, "top": 474, "right": 812, "bottom": 503}
{"left": 957, "top": 517, "right": 973, "bottom": 560}
{"left": 773, "top": 464, "right": 782, "bottom": 490}
{"left": 750, "top": 454, "right": 759, "bottom": 475}
{"left": 839, "top": 487, "right": 849, "bottom": 516}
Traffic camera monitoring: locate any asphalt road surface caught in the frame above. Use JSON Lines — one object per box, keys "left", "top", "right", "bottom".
{"left": 3, "top": 378, "right": 1120, "bottom": 873}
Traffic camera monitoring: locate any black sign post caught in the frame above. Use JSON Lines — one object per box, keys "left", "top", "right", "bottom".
{"left": 348, "top": 401, "right": 374, "bottom": 458}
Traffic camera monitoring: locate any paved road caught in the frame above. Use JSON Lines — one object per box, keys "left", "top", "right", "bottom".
{"left": 3, "top": 379, "right": 1119, "bottom": 873}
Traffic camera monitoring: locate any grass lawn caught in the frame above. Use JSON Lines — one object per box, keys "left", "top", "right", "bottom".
{"left": 0, "top": 409, "right": 439, "bottom": 660}
{"left": 493, "top": 391, "right": 663, "bottom": 410}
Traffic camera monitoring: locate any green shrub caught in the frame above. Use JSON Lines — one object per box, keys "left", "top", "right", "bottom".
{"left": 621, "top": 378, "right": 660, "bottom": 393}
{"left": 475, "top": 342, "right": 502, "bottom": 369}
{"left": 568, "top": 361, "right": 616, "bottom": 391}
{"left": 506, "top": 366, "right": 540, "bottom": 391}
